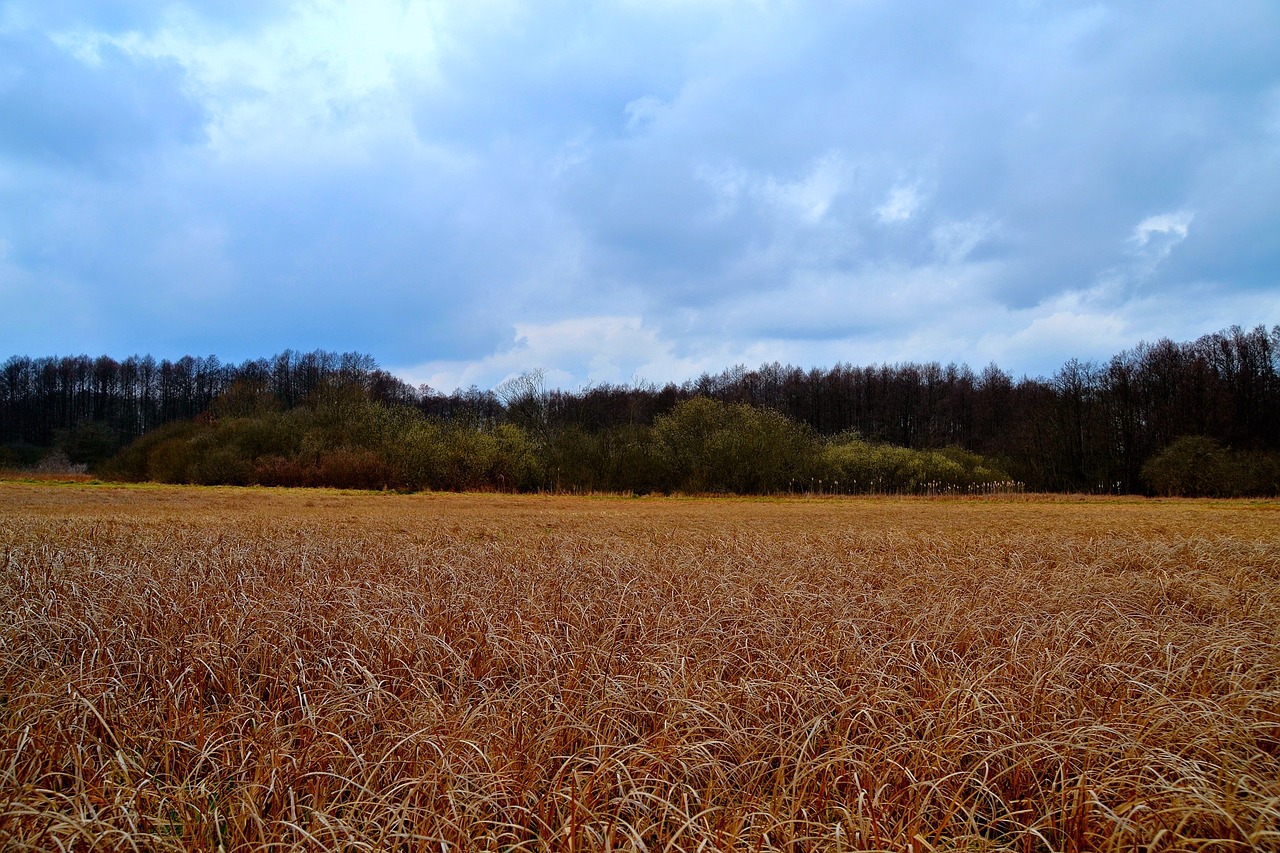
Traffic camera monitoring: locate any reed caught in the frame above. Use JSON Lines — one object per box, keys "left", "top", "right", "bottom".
{"left": 2, "top": 485, "right": 1277, "bottom": 850}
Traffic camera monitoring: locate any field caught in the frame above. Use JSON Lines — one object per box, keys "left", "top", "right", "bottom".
{"left": 1, "top": 484, "right": 1278, "bottom": 851}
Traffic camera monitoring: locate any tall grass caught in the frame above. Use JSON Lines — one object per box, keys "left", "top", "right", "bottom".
{"left": 2, "top": 486, "right": 1277, "bottom": 850}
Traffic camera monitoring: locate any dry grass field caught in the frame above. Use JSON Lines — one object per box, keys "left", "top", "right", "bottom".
{"left": 1, "top": 483, "right": 1278, "bottom": 851}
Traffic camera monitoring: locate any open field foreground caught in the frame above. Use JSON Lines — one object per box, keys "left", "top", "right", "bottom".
{"left": 1, "top": 485, "right": 1278, "bottom": 851}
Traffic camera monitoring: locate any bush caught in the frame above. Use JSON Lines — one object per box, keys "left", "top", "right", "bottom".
{"left": 490, "top": 423, "right": 542, "bottom": 492}
{"left": 1142, "top": 436, "right": 1235, "bottom": 497}
{"left": 315, "top": 449, "right": 393, "bottom": 490}
{"left": 0, "top": 443, "right": 46, "bottom": 469}
{"left": 819, "top": 435, "right": 1015, "bottom": 494}
{"left": 57, "top": 421, "right": 121, "bottom": 468}
{"left": 251, "top": 456, "right": 311, "bottom": 488}
{"left": 652, "top": 397, "right": 815, "bottom": 493}
{"left": 189, "top": 444, "right": 253, "bottom": 486}
{"left": 386, "top": 420, "right": 447, "bottom": 491}
{"left": 97, "top": 420, "right": 206, "bottom": 482}
{"left": 1142, "top": 436, "right": 1280, "bottom": 497}
{"left": 1237, "top": 450, "right": 1280, "bottom": 496}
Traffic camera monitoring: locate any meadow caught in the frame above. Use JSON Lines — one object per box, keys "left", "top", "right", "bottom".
{"left": 1, "top": 484, "right": 1277, "bottom": 851}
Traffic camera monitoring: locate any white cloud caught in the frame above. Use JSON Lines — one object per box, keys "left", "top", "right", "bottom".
{"left": 931, "top": 216, "right": 997, "bottom": 263}
{"left": 99, "top": 0, "right": 444, "bottom": 163}
{"left": 761, "top": 151, "right": 852, "bottom": 224}
{"left": 981, "top": 306, "right": 1131, "bottom": 371}
{"left": 47, "top": 29, "right": 110, "bottom": 66}
{"left": 397, "top": 316, "right": 708, "bottom": 391}
{"left": 1130, "top": 209, "right": 1193, "bottom": 253}
{"left": 1085, "top": 208, "right": 1198, "bottom": 296}
{"left": 876, "top": 183, "right": 921, "bottom": 223}
{"left": 697, "top": 151, "right": 853, "bottom": 226}
{"left": 966, "top": 279, "right": 1280, "bottom": 379}
{"left": 695, "top": 162, "right": 748, "bottom": 218}
{"left": 723, "top": 259, "right": 1000, "bottom": 341}
{"left": 624, "top": 94, "right": 668, "bottom": 131}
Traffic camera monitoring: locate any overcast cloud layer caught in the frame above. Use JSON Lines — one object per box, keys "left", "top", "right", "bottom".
{"left": 2, "top": 1, "right": 1278, "bottom": 390}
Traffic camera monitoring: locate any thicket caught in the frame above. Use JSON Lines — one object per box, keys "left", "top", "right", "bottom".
{"left": 98, "top": 382, "right": 1016, "bottom": 495}
{"left": 1140, "top": 435, "right": 1280, "bottom": 497}
{"left": 6, "top": 324, "right": 1279, "bottom": 495}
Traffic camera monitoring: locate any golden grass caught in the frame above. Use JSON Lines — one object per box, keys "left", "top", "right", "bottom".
{"left": 1, "top": 484, "right": 1277, "bottom": 851}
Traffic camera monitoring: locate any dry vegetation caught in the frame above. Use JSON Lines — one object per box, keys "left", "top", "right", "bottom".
{"left": 1, "top": 484, "right": 1278, "bottom": 851}
{"left": 0, "top": 471, "right": 97, "bottom": 485}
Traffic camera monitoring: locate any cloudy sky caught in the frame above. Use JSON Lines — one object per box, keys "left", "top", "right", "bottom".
{"left": 2, "top": 1, "right": 1278, "bottom": 390}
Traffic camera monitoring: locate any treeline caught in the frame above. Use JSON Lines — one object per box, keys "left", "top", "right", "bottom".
{"left": 0, "top": 350, "right": 474, "bottom": 467}
{"left": 2, "top": 324, "right": 1279, "bottom": 495}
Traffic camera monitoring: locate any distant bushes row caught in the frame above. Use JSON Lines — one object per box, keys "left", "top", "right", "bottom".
{"left": 98, "top": 380, "right": 1021, "bottom": 495}
{"left": 97, "top": 378, "right": 1277, "bottom": 496}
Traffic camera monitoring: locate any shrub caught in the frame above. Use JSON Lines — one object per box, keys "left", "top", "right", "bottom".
{"left": 386, "top": 420, "right": 447, "bottom": 491}
{"left": 820, "top": 435, "right": 1014, "bottom": 494}
{"left": 652, "top": 397, "right": 815, "bottom": 493}
{"left": 489, "top": 423, "right": 542, "bottom": 492}
{"left": 1143, "top": 436, "right": 1280, "bottom": 497}
{"left": 315, "top": 449, "right": 393, "bottom": 490}
{"left": 0, "top": 443, "right": 46, "bottom": 469}
{"left": 1142, "top": 436, "right": 1235, "bottom": 497}
{"left": 95, "top": 420, "right": 206, "bottom": 482}
{"left": 251, "top": 455, "right": 311, "bottom": 488}
{"left": 57, "top": 421, "right": 121, "bottom": 468}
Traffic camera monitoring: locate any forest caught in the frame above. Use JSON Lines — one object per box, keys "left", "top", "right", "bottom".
{"left": 1, "top": 324, "right": 1277, "bottom": 496}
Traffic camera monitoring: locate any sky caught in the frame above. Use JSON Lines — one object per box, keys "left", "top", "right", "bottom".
{"left": 2, "top": 1, "right": 1278, "bottom": 391}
